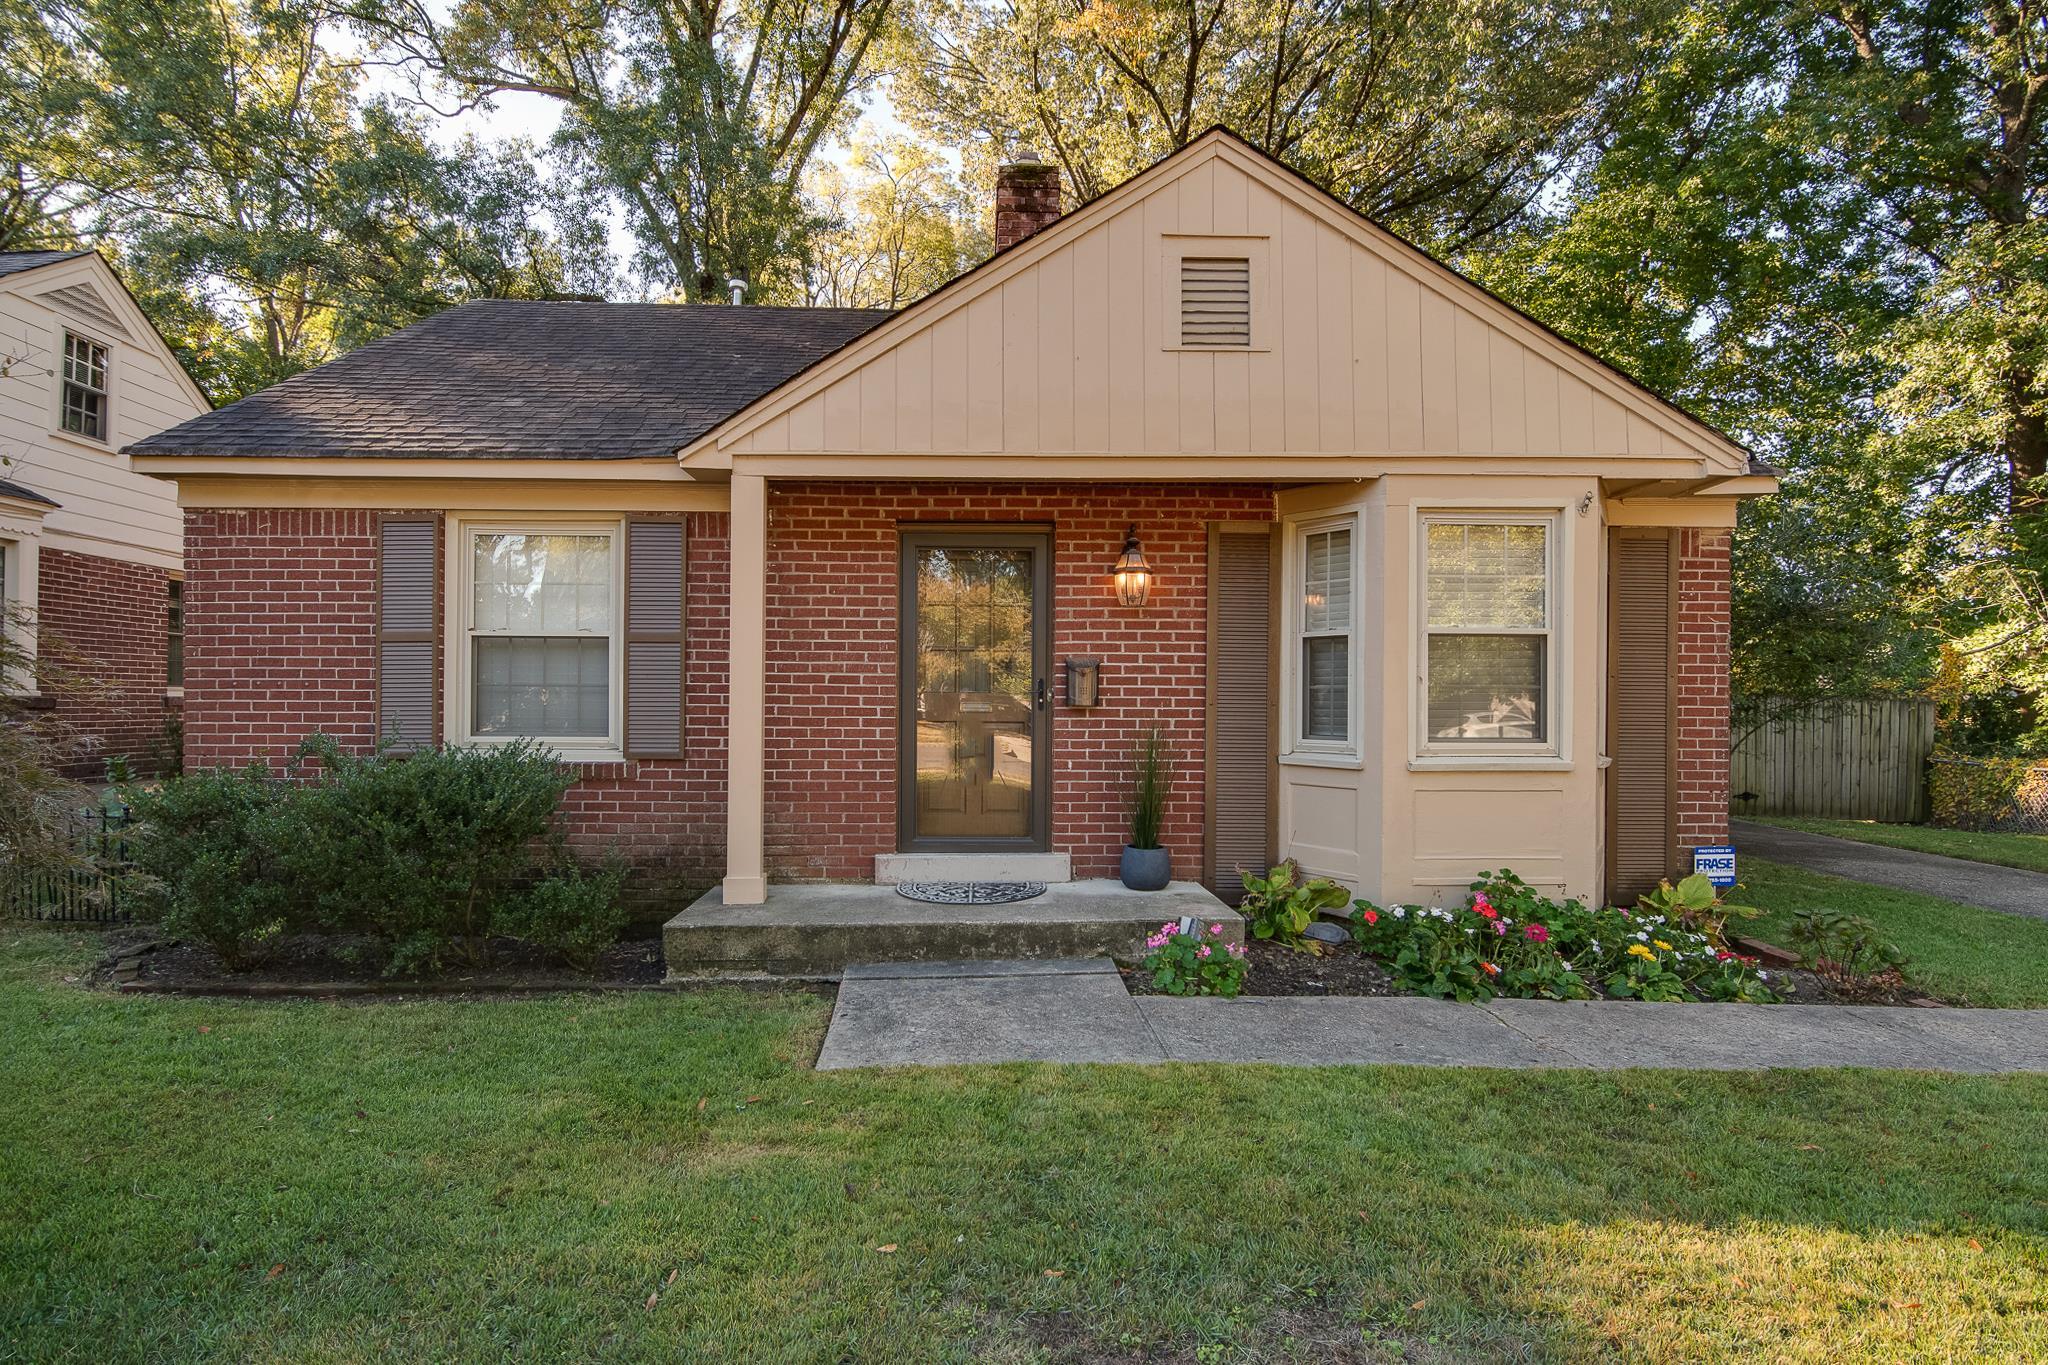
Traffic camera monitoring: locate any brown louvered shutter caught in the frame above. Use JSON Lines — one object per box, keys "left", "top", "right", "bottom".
{"left": 1206, "top": 526, "right": 1275, "bottom": 901}
{"left": 376, "top": 515, "right": 441, "bottom": 752}
{"left": 1180, "top": 257, "right": 1251, "bottom": 347}
{"left": 623, "top": 517, "right": 686, "bottom": 758}
{"left": 1608, "top": 530, "right": 1677, "bottom": 901}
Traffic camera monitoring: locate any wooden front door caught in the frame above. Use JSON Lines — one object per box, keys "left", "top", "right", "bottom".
{"left": 898, "top": 529, "right": 1052, "bottom": 851}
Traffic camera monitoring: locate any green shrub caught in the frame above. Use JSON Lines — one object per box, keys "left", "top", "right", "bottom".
{"left": 125, "top": 764, "right": 296, "bottom": 970}
{"left": 285, "top": 735, "right": 575, "bottom": 976}
{"left": 1787, "top": 909, "right": 1907, "bottom": 985}
{"left": 495, "top": 857, "right": 630, "bottom": 973}
{"left": 1239, "top": 862, "right": 1351, "bottom": 950}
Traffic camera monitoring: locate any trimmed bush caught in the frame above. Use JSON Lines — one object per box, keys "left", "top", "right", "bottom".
{"left": 495, "top": 857, "right": 631, "bottom": 973}
{"left": 285, "top": 735, "right": 577, "bottom": 976}
{"left": 125, "top": 764, "right": 295, "bottom": 970}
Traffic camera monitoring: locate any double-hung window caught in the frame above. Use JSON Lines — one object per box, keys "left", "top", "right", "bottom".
{"left": 1294, "top": 517, "right": 1356, "bottom": 752}
{"left": 462, "top": 525, "right": 620, "bottom": 749}
{"left": 1420, "top": 516, "right": 1555, "bottom": 752}
{"left": 60, "top": 332, "right": 109, "bottom": 441}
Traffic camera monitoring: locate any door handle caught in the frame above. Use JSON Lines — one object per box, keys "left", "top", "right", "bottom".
{"left": 1034, "top": 677, "right": 1049, "bottom": 710}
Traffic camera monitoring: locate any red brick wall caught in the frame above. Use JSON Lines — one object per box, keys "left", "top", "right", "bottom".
{"left": 181, "top": 508, "right": 730, "bottom": 898}
{"left": 1674, "top": 528, "right": 1731, "bottom": 848}
{"left": 763, "top": 482, "right": 1274, "bottom": 881}
{"left": 36, "top": 546, "right": 179, "bottom": 778}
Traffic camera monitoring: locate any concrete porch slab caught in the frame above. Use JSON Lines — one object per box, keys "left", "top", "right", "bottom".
{"left": 664, "top": 879, "right": 1238, "bottom": 981}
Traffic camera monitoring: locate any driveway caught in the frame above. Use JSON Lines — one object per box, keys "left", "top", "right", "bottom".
{"left": 1733, "top": 819, "right": 2048, "bottom": 921}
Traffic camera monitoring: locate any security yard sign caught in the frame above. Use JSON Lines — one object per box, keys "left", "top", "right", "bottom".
{"left": 1693, "top": 845, "right": 1737, "bottom": 889}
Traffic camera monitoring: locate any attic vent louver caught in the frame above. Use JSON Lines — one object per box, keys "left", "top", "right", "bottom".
{"left": 1179, "top": 256, "right": 1251, "bottom": 347}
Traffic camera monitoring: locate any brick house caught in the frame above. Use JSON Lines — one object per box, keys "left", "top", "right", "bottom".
{"left": 128, "top": 130, "right": 1772, "bottom": 918}
{"left": 2, "top": 251, "right": 209, "bottom": 778}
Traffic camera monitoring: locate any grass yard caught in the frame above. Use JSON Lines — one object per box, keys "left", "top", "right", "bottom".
{"left": 3, "top": 929, "right": 2046, "bottom": 1364}
{"left": 1743, "top": 814, "right": 2048, "bottom": 875}
{"left": 1740, "top": 858, "right": 2048, "bottom": 1008}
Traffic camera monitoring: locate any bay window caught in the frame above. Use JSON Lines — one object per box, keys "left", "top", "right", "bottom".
{"left": 1420, "top": 515, "right": 1554, "bottom": 752}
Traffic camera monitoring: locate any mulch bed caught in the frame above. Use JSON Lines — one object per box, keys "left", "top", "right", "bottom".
{"left": 85, "top": 928, "right": 668, "bottom": 996}
{"left": 1125, "top": 936, "right": 1397, "bottom": 998}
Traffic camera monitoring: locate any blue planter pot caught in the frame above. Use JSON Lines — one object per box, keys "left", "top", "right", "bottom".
{"left": 1120, "top": 845, "right": 1171, "bottom": 891}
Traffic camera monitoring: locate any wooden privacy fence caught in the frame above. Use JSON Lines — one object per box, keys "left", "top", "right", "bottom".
{"left": 1730, "top": 698, "right": 1937, "bottom": 823}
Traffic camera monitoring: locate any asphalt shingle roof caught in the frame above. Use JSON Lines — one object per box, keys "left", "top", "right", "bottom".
{"left": 0, "top": 250, "right": 89, "bottom": 280}
{"left": 124, "top": 300, "right": 893, "bottom": 459}
{"left": 0, "top": 479, "right": 60, "bottom": 508}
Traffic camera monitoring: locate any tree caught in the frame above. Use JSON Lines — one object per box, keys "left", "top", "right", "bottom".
{"left": 353, "top": 0, "right": 899, "bottom": 300}
{"left": 801, "top": 135, "right": 987, "bottom": 307}
{"left": 888, "top": 0, "right": 1681, "bottom": 251}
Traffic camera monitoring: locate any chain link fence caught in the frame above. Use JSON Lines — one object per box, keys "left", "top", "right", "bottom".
{"left": 1928, "top": 757, "right": 2048, "bottom": 835}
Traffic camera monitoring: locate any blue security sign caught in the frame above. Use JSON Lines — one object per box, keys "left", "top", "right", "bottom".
{"left": 1693, "top": 845, "right": 1737, "bottom": 889}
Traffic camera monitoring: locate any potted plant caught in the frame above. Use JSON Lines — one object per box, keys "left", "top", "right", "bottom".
{"left": 1120, "top": 726, "right": 1172, "bottom": 890}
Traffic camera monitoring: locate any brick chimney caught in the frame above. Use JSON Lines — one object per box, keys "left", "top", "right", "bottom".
{"left": 994, "top": 151, "right": 1062, "bottom": 250}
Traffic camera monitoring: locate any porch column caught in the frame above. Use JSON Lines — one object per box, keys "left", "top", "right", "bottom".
{"left": 723, "top": 471, "right": 768, "bottom": 905}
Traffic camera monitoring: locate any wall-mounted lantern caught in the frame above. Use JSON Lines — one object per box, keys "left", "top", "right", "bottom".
{"left": 1111, "top": 525, "right": 1152, "bottom": 607}
{"left": 1065, "top": 657, "right": 1101, "bottom": 708}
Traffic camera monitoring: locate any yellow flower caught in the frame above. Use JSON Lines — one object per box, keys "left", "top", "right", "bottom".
{"left": 1627, "top": 943, "right": 1656, "bottom": 961}
{"left": 1653, "top": 939, "right": 1674, "bottom": 952}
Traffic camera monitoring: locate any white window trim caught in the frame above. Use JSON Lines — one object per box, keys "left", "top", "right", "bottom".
{"left": 1279, "top": 509, "right": 1362, "bottom": 765}
{"left": 0, "top": 526, "right": 40, "bottom": 694}
{"left": 54, "top": 328, "right": 113, "bottom": 448}
{"left": 443, "top": 513, "right": 626, "bottom": 761}
{"left": 1159, "top": 233, "right": 1272, "bottom": 352}
{"left": 1412, "top": 508, "right": 1569, "bottom": 765}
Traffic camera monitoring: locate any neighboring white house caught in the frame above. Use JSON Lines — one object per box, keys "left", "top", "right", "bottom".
{"left": 0, "top": 250, "right": 209, "bottom": 772}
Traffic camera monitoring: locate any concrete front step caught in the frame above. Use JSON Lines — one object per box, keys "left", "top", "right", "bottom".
{"left": 663, "top": 880, "right": 1240, "bottom": 981}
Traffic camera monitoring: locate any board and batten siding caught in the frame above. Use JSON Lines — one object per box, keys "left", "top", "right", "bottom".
{"left": 0, "top": 257, "right": 205, "bottom": 570}
{"left": 718, "top": 153, "right": 1724, "bottom": 463}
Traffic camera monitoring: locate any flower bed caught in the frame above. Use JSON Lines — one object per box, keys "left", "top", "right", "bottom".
{"left": 1352, "top": 870, "right": 1779, "bottom": 1004}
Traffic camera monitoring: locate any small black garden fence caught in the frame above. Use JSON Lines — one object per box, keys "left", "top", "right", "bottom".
{"left": 1, "top": 804, "right": 135, "bottom": 923}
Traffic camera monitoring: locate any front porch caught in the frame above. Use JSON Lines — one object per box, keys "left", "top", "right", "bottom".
{"left": 663, "top": 878, "right": 1241, "bottom": 981}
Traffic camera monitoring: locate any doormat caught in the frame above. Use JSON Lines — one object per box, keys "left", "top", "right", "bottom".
{"left": 895, "top": 881, "right": 1048, "bottom": 906}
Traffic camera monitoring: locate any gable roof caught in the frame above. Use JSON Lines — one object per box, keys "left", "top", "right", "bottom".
{"left": 126, "top": 300, "right": 892, "bottom": 460}
{"left": 0, "top": 250, "right": 91, "bottom": 280}
{"left": 681, "top": 128, "right": 1752, "bottom": 472}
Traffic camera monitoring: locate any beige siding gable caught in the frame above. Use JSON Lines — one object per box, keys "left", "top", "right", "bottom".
{"left": 689, "top": 133, "right": 1747, "bottom": 473}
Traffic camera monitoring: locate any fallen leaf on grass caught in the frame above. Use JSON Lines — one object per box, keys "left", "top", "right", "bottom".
{"left": 695, "top": 1098, "right": 707, "bottom": 1114}
{"left": 1969, "top": 1238, "right": 1984, "bottom": 1252}
{"left": 1797, "top": 1144, "right": 1820, "bottom": 1151}
{"left": 744, "top": 1096, "right": 762, "bottom": 1104}
{"left": 1409, "top": 1300, "right": 1427, "bottom": 1313}
{"left": 197, "top": 1026, "right": 212, "bottom": 1034}
{"left": 1043, "top": 1269, "right": 1065, "bottom": 1278}
{"left": 873, "top": 1244, "right": 897, "bottom": 1254}
{"left": 1356, "top": 1211, "right": 1371, "bottom": 1222}
{"left": 645, "top": 1292, "right": 659, "bottom": 1311}
{"left": 267, "top": 1264, "right": 284, "bottom": 1279}
{"left": 665, "top": 1269, "right": 679, "bottom": 1287}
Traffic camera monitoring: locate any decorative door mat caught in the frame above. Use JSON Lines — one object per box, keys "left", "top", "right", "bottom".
{"left": 894, "top": 881, "right": 1048, "bottom": 906}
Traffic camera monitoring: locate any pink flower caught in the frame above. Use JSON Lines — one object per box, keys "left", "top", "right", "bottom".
{"left": 1227, "top": 943, "right": 1246, "bottom": 957}
{"left": 1197, "top": 944, "right": 1212, "bottom": 959}
{"left": 1145, "top": 934, "right": 1167, "bottom": 950}
{"left": 1523, "top": 923, "right": 1549, "bottom": 943}
{"left": 1158, "top": 922, "right": 1179, "bottom": 936}
{"left": 1209, "top": 923, "right": 1224, "bottom": 936}
{"left": 1492, "top": 920, "right": 1508, "bottom": 936}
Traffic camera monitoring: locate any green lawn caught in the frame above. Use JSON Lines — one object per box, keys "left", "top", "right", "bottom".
{"left": 1740, "top": 858, "right": 2048, "bottom": 1008}
{"left": 1743, "top": 814, "right": 2048, "bottom": 875}
{"left": 3, "top": 929, "right": 2046, "bottom": 1363}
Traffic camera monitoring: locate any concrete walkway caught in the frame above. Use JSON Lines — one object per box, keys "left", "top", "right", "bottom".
{"left": 1734, "top": 818, "right": 2048, "bottom": 921}
{"left": 814, "top": 958, "right": 2048, "bottom": 1073}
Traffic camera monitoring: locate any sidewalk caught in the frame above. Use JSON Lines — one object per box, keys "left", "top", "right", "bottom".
{"left": 1733, "top": 818, "right": 2048, "bottom": 921}
{"left": 814, "top": 958, "right": 2048, "bottom": 1073}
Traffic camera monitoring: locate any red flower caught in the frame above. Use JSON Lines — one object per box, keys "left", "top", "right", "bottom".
{"left": 1360, "top": 909, "right": 1379, "bottom": 925}
{"left": 1523, "top": 923, "right": 1549, "bottom": 943}
{"left": 1481, "top": 961, "right": 1501, "bottom": 976}
{"left": 1473, "top": 903, "right": 1500, "bottom": 920}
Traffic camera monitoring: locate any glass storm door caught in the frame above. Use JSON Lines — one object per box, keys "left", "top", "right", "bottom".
{"left": 899, "top": 530, "right": 1052, "bottom": 850}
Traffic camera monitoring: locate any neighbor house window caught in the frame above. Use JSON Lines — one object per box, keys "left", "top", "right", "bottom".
{"left": 1421, "top": 516, "right": 1554, "bottom": 749}
{"left": 60, "top": 333, "right": 109, "bottom": 441}
{"left": 166, "top": 578, "right": 183, "bottom": 688}
{"left": 463, "top": 526, "right": 618, "bottom": 746}
{"left": 1296, "top": 517, "right": 1355, "bottom": 748}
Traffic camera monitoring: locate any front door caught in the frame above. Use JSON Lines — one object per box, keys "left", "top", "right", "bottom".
{"left": 899, "top": 529, "right": 1052, "bottom": 851}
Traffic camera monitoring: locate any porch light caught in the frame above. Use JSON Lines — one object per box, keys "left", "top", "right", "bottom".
{"left": 1112, "top": 526, "right": 1152, "bottom": 607}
